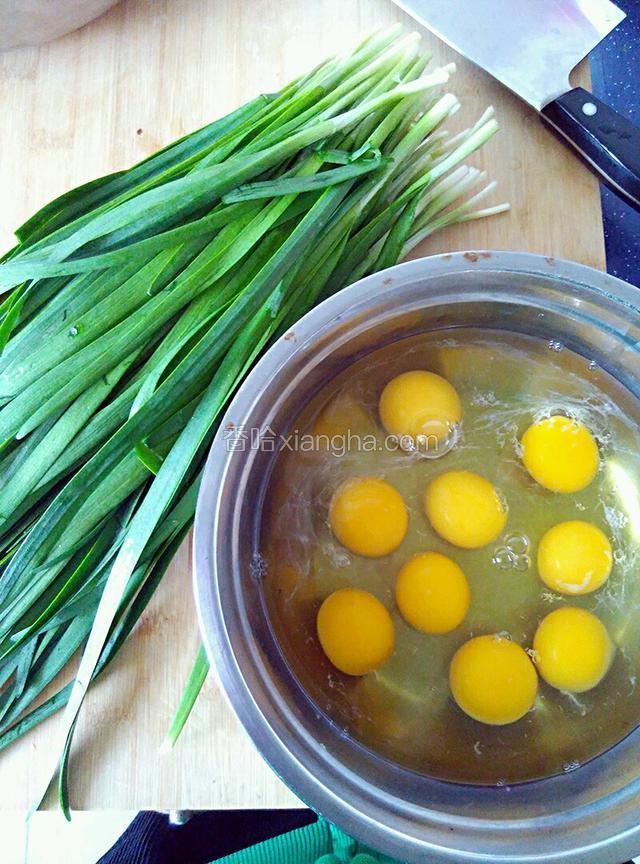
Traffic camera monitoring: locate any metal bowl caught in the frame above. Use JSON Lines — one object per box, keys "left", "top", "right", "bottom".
{"left": 194, "top": 251, "right": 640, "bottom": 864}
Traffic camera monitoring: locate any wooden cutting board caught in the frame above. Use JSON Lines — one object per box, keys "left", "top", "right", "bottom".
{"left": 0, "top": 0, "right": 605, "bottom": 810}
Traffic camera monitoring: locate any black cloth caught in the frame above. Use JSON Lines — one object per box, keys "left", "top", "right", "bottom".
{"left": 96, "top": 810, "right": 317, "bottom": 864}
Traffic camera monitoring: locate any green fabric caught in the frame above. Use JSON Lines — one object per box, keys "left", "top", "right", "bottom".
{"left": 209, "top": 818, "right": 405, "bottom": 864}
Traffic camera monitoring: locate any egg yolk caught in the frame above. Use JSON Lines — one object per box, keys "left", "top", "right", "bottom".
{"left": 395, "top": 551, "right": 470, "bottom": 634}
{"left": 329, "top": 476, "right": 408, "bottom": 557}
{"left": 317, "top": 587, "right": 395, "bottom": 676}
{"left": 533, "top": 606, "right": 613, "bottom": 693}
{"left": 378, "top": 370, "right": 461, "bottom": 446}
{"left": 449, "top": 635, "right": 538, "bottom": 725}
{"left": 312, "top": 392, "right": 371, "bottom": 444}
{"left": 272, "top": 563, "right": 318, "bottom": 605}
{"left": 424, "top": 470, "right": 507, "bottom": 549}
{"left": 537, "top": 520, "right": 612, "bottom": 595}
{"left": 521, "top": 415, "right": 599, "bottom": 493}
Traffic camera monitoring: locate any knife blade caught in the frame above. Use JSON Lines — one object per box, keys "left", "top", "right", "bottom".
{"left": 392, "top": 0, "right": 640, "bottom": 211}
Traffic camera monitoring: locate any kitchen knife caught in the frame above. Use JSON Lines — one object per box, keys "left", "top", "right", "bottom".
{"left": 392, "top": 0, "right": 640, "bottom": 211}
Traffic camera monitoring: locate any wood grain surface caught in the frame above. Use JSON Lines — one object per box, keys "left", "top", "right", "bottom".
{"left": 0, "top": 0, "right": 605, "bottom": 810}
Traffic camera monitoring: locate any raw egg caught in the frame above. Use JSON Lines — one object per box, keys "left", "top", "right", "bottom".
{"left": 317, "top": 587, "right": 395, "bottom": 676}
{"left": 449, "top": 635, "right": 538, "bottom": 725}
{"left": 521, "top": 415, "right": 599, "bottom": 493}
{"left": 424, "top": 470, "right": 507, "bottom": 549}
{"left": 395, "top": 551, "right": 470, "bottom": 634}
{"left": 378, "top": 370, "right": 461, "bottom": 446}
{"left": 329, "top": 476, "right": 408, "bottom": 557}
{"left": 533, "top": 606, "right": 613, "bottom": 693}
{"left": 537, "top": 520, "right": 612, "bottom": 595}
{"left": 313, "top": 391, "right": 371, "bottom": 443}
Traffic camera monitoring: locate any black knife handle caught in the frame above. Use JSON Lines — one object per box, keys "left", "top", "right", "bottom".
{"left": 541, "top": 87, "right": 640, "bottom": 212}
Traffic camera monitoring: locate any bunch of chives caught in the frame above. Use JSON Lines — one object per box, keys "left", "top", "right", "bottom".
{"left": 0, "top": 27, "right": 507, "bottom": 812}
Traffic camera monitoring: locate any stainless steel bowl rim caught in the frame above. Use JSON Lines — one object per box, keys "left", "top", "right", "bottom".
{"left": 194, "top": 251, "right": 640, "bottom": 864}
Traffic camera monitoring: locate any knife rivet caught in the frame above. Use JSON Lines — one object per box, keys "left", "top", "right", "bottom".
{"left": 582, "top": 102, "right": 597, "bottom": 117}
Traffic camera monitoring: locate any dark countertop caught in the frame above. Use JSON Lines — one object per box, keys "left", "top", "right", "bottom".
{"left": 591, "top": 0, "right": 640, "bottom": 287}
